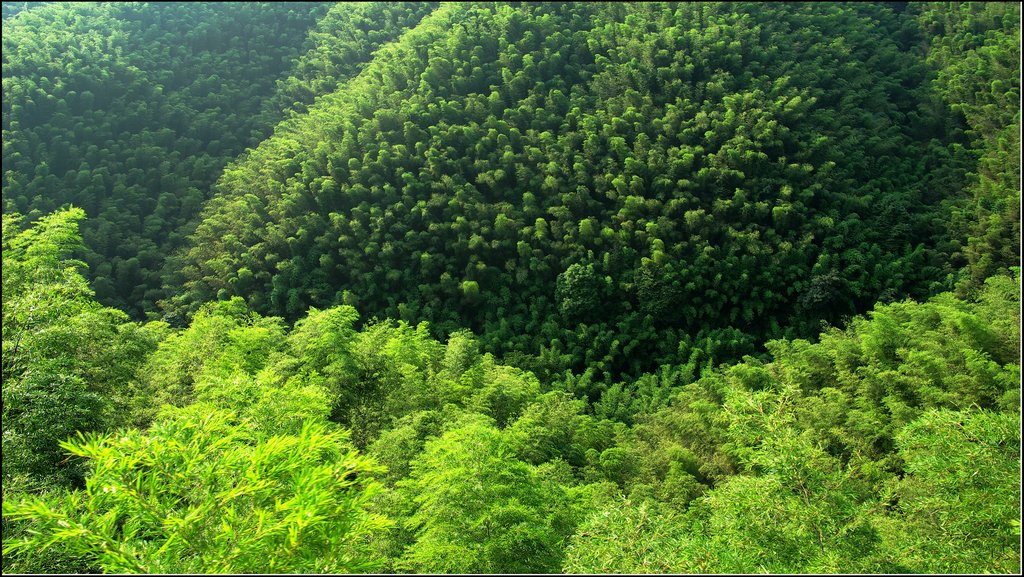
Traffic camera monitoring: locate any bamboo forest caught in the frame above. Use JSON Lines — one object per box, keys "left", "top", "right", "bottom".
{"left": 1, "top": 2, "right": 1020, "bottom": 574}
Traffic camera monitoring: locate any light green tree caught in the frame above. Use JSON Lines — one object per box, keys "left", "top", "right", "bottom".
{"left": 397, "top": 420, "right": 573, "bottom": 573}
{"left": 2, "top": 407, "right": 391, "bottom": 573}
{"left": 2, "top": 209, "right": 162, "bottom": 485}
{"left": 876, "top": 409, "right": 1021, "bottom": 573}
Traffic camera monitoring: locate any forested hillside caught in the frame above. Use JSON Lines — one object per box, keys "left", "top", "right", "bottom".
{"left": 169, "top": 2, "right": 973, "bottom": 387}
{"left": 2, "top": 1, "right": 1020, "bottom": 574}
{"left": 1, "top": 2, "right": 434, "bottom": 316}
{"left": 917, "top": 2, "right": 1021, "bottom": 292}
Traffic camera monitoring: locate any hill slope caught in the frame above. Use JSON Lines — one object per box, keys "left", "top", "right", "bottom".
{"left": 1, "top": 2, "right": 435, "bottom": 316}
{"left": 171, "top": 2, "right": 969, "bottom": 386}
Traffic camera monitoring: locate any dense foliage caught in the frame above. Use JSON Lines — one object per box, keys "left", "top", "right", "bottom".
{"left": 169, "top": 2, "right": 973, "bottom": 389}
{"left": 1, "top": 2, "right": 1020, "bottom": 575}
{"left": 1, "top": 2, "right": 45, "bottom": 20}
{"left": 916, "top": 2, "right": 1021, "bottom": 292}
{"left": 5, "top": 208, "right": 1018, "bottom": 572}
{"left": 2, "top": 2, "right": 433, "bottom": 317}
{"left": 2, "top": 208, "right": 161, "bottom": 488}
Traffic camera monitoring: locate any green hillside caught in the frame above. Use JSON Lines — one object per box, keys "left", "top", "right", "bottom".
{"left": 1, "top": 2, "right": 1019, "bottom": 574}
{"left": 1, "top": 1, "right": 434, "bottom": 316}
{"left": 169, "top": 2, "right": 972, "bottom": 388}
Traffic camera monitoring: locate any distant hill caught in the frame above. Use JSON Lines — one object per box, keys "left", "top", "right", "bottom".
{"left": 1, "top": 2, "right": 434, "bottom": 316}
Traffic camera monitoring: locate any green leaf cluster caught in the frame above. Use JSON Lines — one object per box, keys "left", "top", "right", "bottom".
{"left": 3, "top": 412, "right": 390, "bottom": 573}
